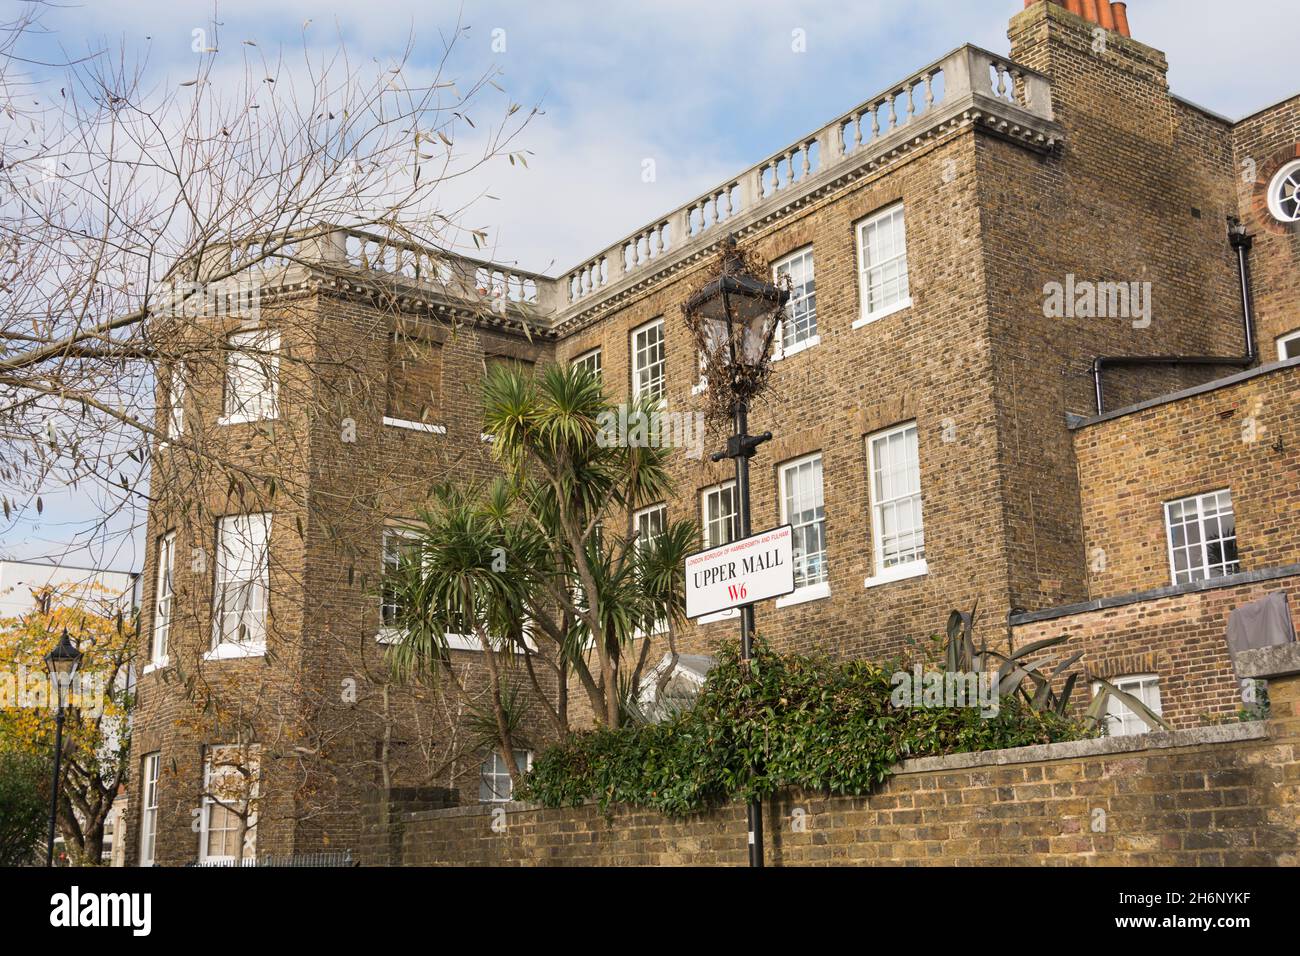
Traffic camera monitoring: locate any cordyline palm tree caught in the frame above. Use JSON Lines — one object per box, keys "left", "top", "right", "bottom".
{"left": 386, "top": 362, "right": 696, "bottom": 783}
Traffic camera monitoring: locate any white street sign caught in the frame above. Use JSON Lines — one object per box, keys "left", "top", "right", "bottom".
{"left": 684, "top": 525, "right": 795, "bottom": 620}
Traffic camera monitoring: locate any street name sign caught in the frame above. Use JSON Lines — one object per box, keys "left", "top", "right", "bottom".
{"left": 684, "top": 524, "right": 795, "bottom": 620}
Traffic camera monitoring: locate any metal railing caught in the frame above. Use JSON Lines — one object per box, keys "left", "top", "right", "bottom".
{"left": 188, "top": 849, "right": 356, "bottom": 867}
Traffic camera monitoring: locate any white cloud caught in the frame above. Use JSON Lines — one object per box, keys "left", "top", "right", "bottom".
{"left": 30, "top": 1, "right": 1291, "bottom": 276}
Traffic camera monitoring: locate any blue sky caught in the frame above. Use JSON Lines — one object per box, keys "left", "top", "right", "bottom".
{"left": 4, "top": 0, "right": 1295, "bottom": 571}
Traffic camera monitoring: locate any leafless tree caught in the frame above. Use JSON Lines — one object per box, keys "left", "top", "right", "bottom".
{"left": 1, "top": 2, "right": 548, "bottom": 852}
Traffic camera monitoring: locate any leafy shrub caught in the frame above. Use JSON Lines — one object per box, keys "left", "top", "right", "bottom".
{"left": 518, "top": 639, "right": 1095, "bottom": 816}
{"left": 0, "top": 748, "right": 49, "bottom": 866}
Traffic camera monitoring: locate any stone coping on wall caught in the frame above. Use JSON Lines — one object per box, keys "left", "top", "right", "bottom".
{"left": 1008, "top": 563, "right": 1300, "bottom": 626}
{"left": 892, "top": 721, "right": 1268, "bottom": 774}
{"left": 1236, "top": 642, "right": 1300, "bottom": 680}
{"left": 399, "top": 721, "right": 1270, "bottom": 824}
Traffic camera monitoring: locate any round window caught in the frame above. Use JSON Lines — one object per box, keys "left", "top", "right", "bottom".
{"left": 1267, "top": 159, "right": 1300, "bottom": 223}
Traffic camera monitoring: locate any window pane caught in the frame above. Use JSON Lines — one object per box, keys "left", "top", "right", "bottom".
{"left": 775, "top": 249, "right": 817, "bottom": 350}
{"left": 152, "top": 533, "right": 176, "bottom": 662}
{"left": 1164, "top": 490, "right": 1239, "bottom": 585}
{"left": 703, "top": 484, "right": 738, "bottom": 549}
{"left": 224, "top": 330, "right": 279, "bottom": 420}
{"left": 870, "top": 424, "right": 925, "bottom": 570}
{"left": 781, "top": 456, "right": 827, "bottom": 589}
{"left": 633, "top": 321, "right": 665, "bottom": 402}
{"left": 858, "top": 206, "right": 909, "bottom": 320}
{"left": 214, "top": 514, "right": 271, "bottom": 646}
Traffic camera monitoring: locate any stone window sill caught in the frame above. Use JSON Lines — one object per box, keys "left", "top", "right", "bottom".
{"left": 203, "top": 642, "right": 266, "bottom": 661}
{"left": 852, "top": 297, "right": 913, "bottom": 330}
{"left": 384, "top": 416, "right": 447, "bottom": 435}
{"left": 376, "top": 629, "right": 485, "bottom": 652}
{"left": 775, "top": 581, "right": 831, "bottom": 609}
{"left": 218, "top": 411, "right": 278, "bottom": 427}
{"left": 773, "top": 334, "right": 820, "bottom": 362}
{"left": 864, "top": 559, "right": 928, "bottom": 590}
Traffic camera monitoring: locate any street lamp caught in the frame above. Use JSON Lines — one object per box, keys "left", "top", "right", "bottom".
{"left": 44, "top": 629, "right": 83, "bottom": 867}
{"left": 683, "top": 235, "right": 789, "bottom": 868}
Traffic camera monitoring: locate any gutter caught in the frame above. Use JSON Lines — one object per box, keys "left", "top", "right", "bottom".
{"left": 1090, "top": 219, "right": 1257, "bottom": 415}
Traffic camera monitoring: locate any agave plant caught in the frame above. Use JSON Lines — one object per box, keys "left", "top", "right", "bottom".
{"left": 940, "top": 604, "right": 1170, "bottom": 733}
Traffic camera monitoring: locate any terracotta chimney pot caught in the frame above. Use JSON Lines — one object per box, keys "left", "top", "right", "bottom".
{"left": 1111, "top": 2, "right": 1132, "bottom": 37}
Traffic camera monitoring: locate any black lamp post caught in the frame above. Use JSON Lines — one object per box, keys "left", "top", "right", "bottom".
{"left": 44, "top": 629, "right": 83, "bottom": 867}
{"left": 683, "top": 235, "right": 788, "bottom": 868}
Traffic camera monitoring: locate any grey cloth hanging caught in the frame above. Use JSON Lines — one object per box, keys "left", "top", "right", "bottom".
{"left": 1226, "top": 592, "right": 1296, "bottom": 678}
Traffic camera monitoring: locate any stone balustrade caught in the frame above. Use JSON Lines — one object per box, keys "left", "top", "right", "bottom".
{"left": 203, "top": 45, "right": 1056, "bottom": 327}
{"left": 557, "top": 44, "right": 1054, "bottom": 312}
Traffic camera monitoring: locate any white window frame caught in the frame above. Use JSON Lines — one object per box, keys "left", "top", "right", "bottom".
{"left": 375, "top": 526, "right": 484, "bottom": 651}
{"left": 479, "top": 749, "right": 533, "bottom": 803}
{"left": 773, "top": 246, "right": 819, "bottom": 360}
{"left": 700, "top": 481, "right": 739, "bottom": 550}
{"left": 865, "top": 422, "right": 928, "bottom": 588}
{"left": 853, "top": 203, "right": 911, "bottom": 328}
{"left": 1091, "top": 674, "right": 1163, "bottom": 738}
{"left": 776, "top": 453, "right": 830, "bottom": 608}
{"left": 198, "top": 746, "right": 258, "bottom": 865}
{"left": 1266, "top": 158, "right": 1300, "bottom": 224}
{"left": 147, "top": 531, "right": 176, "bottom": 670}
{"left": 1278, "top": 330, "right": 1300, "bottom": 362}
{"left": 378, "top": 527, "right": 420, "bottom": 644}
{"left": 632, "top": 504, "right": 669, "bottom": 636}
{"left": 634, "top": 502, "right": 668, "bottom": 550}
{"left": 207, "top": 513, "right": 271, "bottom": 659}
{"left": 631, "top": 318, "right": 666, "bottom": 405}
{"left": 219, "top": 328, "right": 279, "bottom": 425}
{"left": 572, "top": 348, "right": 602, "bottom": 379}
{"left": 1163, "top": 489, "right": 1240, "bottom": 586}
{"left": 699, "top": 483, "right": 740, "bottom": 624}
{"left": 139, "top": 752, "right": 160, "bottom": 867}
{"left": 167, "top": 366, "right": 185, "bottom": 439}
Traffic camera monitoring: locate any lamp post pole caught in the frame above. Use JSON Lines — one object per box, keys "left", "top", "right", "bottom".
{"left": 688, "top": 234, "right": 786, "bottom": 869}
{"left": 46, "top": 692, "right": 65, "bottom": 867}
{"left": 716, "top": 394, "right": 772, "bottom": 867}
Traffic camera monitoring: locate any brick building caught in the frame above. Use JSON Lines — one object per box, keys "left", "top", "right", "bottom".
{"left": 124, "top": 0, "right": 1300, "bottom": 864}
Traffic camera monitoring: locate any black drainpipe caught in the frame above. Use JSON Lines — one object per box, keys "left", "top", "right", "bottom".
{"left": 1090, "top": 218, "right": 1257, "bottom": 415}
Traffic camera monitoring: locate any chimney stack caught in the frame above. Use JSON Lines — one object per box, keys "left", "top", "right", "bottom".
{"left": 1024, "top": 0, "right": 1133, "bottom": 38}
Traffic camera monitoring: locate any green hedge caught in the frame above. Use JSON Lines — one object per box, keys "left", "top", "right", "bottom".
{"left": 518, "top": 640, "right": 1095, "bottom": 816}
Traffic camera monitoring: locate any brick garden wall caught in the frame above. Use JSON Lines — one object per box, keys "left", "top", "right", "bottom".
{"left": 368, "top": 667, "right": 1300, "bottom": 867}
